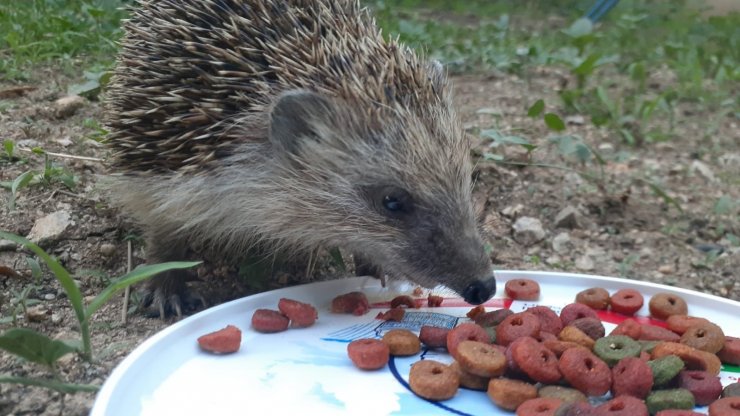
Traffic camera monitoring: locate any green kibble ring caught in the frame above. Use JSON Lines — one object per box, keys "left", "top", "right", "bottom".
{"left": 538, "top": 385, "right": 587, "bottom": 404}
{"left": 638, "top": 340, "right": 659, "bottom": 354}
{"left": 593, "top": 335, "right": 641, "bottom": 367}
{"left": 648, "top": 355, "right": 685, "bottom": 387}
{"left": 646, "top": 388, "right": 695, "bottom": 414}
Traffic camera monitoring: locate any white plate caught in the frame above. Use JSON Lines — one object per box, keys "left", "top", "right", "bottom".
{"left": 92, "top": 271, "right": 740, "bottom": 416}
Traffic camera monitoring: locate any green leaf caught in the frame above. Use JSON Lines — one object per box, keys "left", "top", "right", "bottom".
{"left": 328, "top": 248, "right": 346, "bottom": 273}
{"left": 0, "top": 232, "right": 85, "bottom": 325}
{"left": 482, "top": 152, "right": 504, "bottom": 161}
{"left": 640, "top": 179, "right": 683, "bottom": 213}
{"left": 563, "top": 18, "right": 593, "bottom": 38}
{"left": 0, "top": 374, "right": 98, "bottom": 394}
{"left": 527, "top": 99, "right": 545, "bottom": 118}
{"left": 544, "top": 113, "right": 566, "bottom": 132}
{"left": 0, "top": 328, "right": 77, "bottom": 367}
{"left": 9, "top": 170, "right": 35, "bottom": 210}
{"left": 714, "top": 195, "right": 734, "bottom": 215}
{"left": 3, "top": 139, "right": 14, "bottom": 158}
{"left": 85, "top": 261, "right": 201, "bottom": 320}
{"left": 573, "top": 53, "right": 602, "bottom": 77}
{"left": 25, "top": 256, "right": 42, "bottom": 281}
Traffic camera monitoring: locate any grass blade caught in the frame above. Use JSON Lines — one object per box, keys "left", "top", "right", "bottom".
{"left": 0, "top": 375, "right": 99, "bottom": 394}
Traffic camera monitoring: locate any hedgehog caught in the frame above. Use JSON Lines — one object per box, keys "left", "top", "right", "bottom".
{"left": 104, "top": 0, "right": 497, "bottom": 317}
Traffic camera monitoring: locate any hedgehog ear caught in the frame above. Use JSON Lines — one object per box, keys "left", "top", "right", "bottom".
{"left": 269, "top": 90, "right": 336, "bottom": 156}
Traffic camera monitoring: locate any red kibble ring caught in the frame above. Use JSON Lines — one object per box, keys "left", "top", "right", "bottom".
{"left": 419, "top": 326, "right": 450, "bottom": 349}
{"left": 496, "top": 312, "right": 541, "bottom": 347}
{"left": 505, "top": 279, "right": 541, "bottom": 300}
{"left": 655, "top": 410, "right": 706, "bottom": 416}
{"left": 331, "top": 291, "right": 370, "bottom": 315}
{"left": 594, "top": 395, "right": 648, "bottom": 416}
{"left": 347, "top": 338, "right": 390, "bottom": 370}
{"left": 568, "top": 317, "right": 605, "bottom": 340}
{"left": 474, "top": 309, "right": 514, "bottom": 328}
{"left": 515, "top": 397, "right": 563, "bottom": 416}
{"left": 639, "top": 324, "right": 681, "bottom": 342}
{"left": 446, "top": 323, "right": 490, "bottom": 359}
{"left": 708, "top": 397, "right": 740, "bottom": 416}
{"left": 612, "top": 357, "right": 654, "bottom": 399}
{"left": 666, "top": 315, "right": 711, "bottom": 335}
{"left": 559, "top": 303, "right": 598, "bottom": 327}
{"left": 610, "top": 318, "right": 642, "bottom": 339}
{"left": 278, "top": 298, "right": 318, "bottom": 327}
{"left": 390, "top": 295, "right": 417, "bottom": 309}
{"left": 575, "top": 287, "right": 611, "bottom": 310}
{"left": 678, "top": 370, "right": 722, "bottom": 406}
{"left": 511, "top": 336, "right": 561, "bottom": 384}
{"left": 719, "top": 336, "right": 740, "bottom": 365}
{"left": 649, "top": 292, "right": 688, "bottom": 320}
{"left": 525, "top": 306, "right": 563, "bottom": 335}
{"left": 558, "top": 348, "right": 612, "bottom": 396}
{"left": 251, "top": 309, "right": 289, "bottom": 333}
{"left": 610, "top": 289, "right": 644, "bottom": 315}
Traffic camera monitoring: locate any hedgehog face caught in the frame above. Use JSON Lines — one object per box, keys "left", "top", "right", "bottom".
{"left": 268, "top": 89, "right": 496, "bottom": 304}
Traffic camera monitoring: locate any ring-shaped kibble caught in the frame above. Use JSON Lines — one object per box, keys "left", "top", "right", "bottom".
{"left": 648, "top": 355, "right": 685, "bottom": 387}
{"left": 515, "top": 397, "right": 563, "bottom": 416}
{"left": 678, "top": 370, "right": 723, "bottom": 406}
{"left": 446, "top": 323, "right": 490, "bottom": 359}
{"left": 649, "top": 292, "right": 688, "bottom": 320}
{"left": 651, "top": 342, "right": 722, "bottom": 375}
{"left": 559, "top": 303, "right": 598, "bottom": 326}
{"left": 646, "top": 388, "right": 695, "bottom": 415}
{"left": 347, "top": 338, "right": 390, "bottom": 370}
{"left": 610, "top": 288, "right": 644, "bottom": 316}
{"left": 474, "top": 308, "right": 514, "bottom": 328}
{"left": 575, "top": 287, "right": 610, "bottom": 310}
{"left": 504, "top": 279, "right": 541, "bottom": 300}
{"left": 594, "top": 395, "right": 649, "bottom": 416}
{"left": 487, "top": 377, "right": 538, "bottom": 411}
{"left": 511, "top": 336, "right": 561, "bottom": 384}
{"left": 408, "top": 360, "right": 459, "bottom": 401}
{"left": 594, "top": 335, "right": 642, "bottom": 366}
{"left": 455, "top": 340, "right": 506, "bottom": 378}
{"left": 419, "top": 325, "right": 450, "bottom": 349}
{"left": 654, "top": 410, "right": 707, "bottom": 416}
{"left": 708, "top": 397, "right": 740, "bottom": 416}
{"left": 717, "top": 335, "right": 740, "bottom": 366}
{"left": 448, "top": 361, "right": 489, "bottom": 391}
{"left": 680, "top": 322, "right": 726, "bottom": 354}
{"left": 724, "top": 382, "right": 740, "bottom": 398}
{"left": 568, "top": 317, "right": 605, "bottom": 340}
{"left": 557, "top": 348, "right": 612, "bottom": 397}
{"left": 612, "top": 357, "right": 654, "bottom": 399}
{"left": 557, "top": 326, "right": 595, "bottom": 350}
{"left": 525, "top": 306, "right": 563, "bottom": 335}
{"left": 496, "top": 312, "right": 541, "bottom": 347}
{"left": 382, "top": 329, "right": 420, "bottom": 356}
{"left": 666, "top": 315, "right": 711, "bottom": 335}
{"left": 639, "top": 323, "right": 681, "bottom": 342}
{"left": 610, "top": 317, "right": 642, "bottom": 339}
{"left": 537, "top": 385, "right": 587, "bottom": 404}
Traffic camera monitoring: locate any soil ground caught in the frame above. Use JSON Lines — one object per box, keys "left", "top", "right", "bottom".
{"left": 0, "top": 53, "right": 738, "bottom": 416}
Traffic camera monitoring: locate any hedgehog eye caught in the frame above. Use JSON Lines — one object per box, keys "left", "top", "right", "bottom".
{"left": 383, "top": 195, "right": 403, "bottom": 212}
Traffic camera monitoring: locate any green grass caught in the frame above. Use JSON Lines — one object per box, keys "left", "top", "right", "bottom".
{"left": 0, "top": 0, "right": 127, "bottom": 80}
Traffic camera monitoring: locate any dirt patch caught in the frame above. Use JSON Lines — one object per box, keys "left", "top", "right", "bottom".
{"left": 0, "top": 64, "right": 738, "bottom": 414}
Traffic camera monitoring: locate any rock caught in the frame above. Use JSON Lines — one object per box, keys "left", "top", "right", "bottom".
{"left": 565, "top": 115, "right": 585, "bottom": 125}
{"left": 51, "top": 313, "right": 63, "bottom": 324}
{"left": 512, "top": 216, "right": 546, "bottom": 246}
{"left": 575, "top": 255, "right": 595, "bottom": 271}
{"left": 26, "top": 210, "right": 72, "bottom": 245}
{"left": 501, "top": 204, "right": 524, "bottom": 218}
{"left": 554, "top": 205, "right": 583, "bottom": 229}
{"left": 552, "top": 232, "right": 573, "bottom": 254}
{"left": 99, "top": 243, "right": 117, "bottom": 257}
{"left": 694, "top": 243, "right": 724, "bottom": 254}
{"left": 690, "top": 160, "right": 716, "bottom": 182}
{"left": 658, "top": 265, "right": 674, "bottom": 275}
{"left": 26, "top": 305, "right": 49, "bottom": 322}
{"left": 545, "top": 255, "right": 562, "bottom": 265}
{"left": 53, "top": 136, "right": 73, "bottom": 147}
{"left": 0, "top": 239, "right": 16, "bottom": 251}
{"left": 53, "top": 95, "right": 85, "bottom": 118}
{"left": 43, "top": 293, "right": 56, "bottom": 301}
{"left": 597, "top": 143, "right": 615, "bottom": 153}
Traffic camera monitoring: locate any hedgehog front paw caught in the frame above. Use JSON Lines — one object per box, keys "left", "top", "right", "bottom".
{"left": 140, "top": 270, "right": 206, "bottom": 319}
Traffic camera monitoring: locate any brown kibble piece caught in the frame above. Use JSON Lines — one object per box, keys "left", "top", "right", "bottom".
{"left": 680, "top": 322, "right": 725, "bottom": 354}
{"left": 382, "top": 329, "right": 421, "bottom": 356}
{"left": 449, "top": 361, "right": 489, "bottom": 391}
{"left": 197, "top": 325, "right": 242, "bottom": 354}
{"left": 427, "top": 294, "right": 443, "bottom": 307}
{"left": 447, "top": 323, "right": 490, "bottom": 359}
{"left": 456, "top": 340, "right": 507, "bottom": 378}
{"left": 390, "top": 295, "right": 417, "bottom": 309}
{"left": 567, "top": 317, "right": 605, "bottom": 340}
{"left": 651, "top": 342, "right": 722, "bottom": 375}
{"left": 409, "top": 360, "right": 459, "bottom": 401}
{"left": 558, "top": 326, "right": 595, "bottom": 350}
{"left": 666, "top": 315, "right": 711, "bottom": 335}
{"left": 347, "top": 339, "right": 390, "bottom": 370}
{"left": 331, "top": 291, "right": 370, "bottom": 315}
{"left": 649, "top": 292, "right": 688, "bottom": 320}
{"left": 251, "top": 309, "right": 289, "bottom": 333}
{"left": 575, "top": 287, "right": 610, "bottom": 310}
{"left": 487, "top": 377, "right": 537, "bottom": 411}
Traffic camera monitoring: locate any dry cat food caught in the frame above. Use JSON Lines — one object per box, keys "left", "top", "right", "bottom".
{"left": 559, "top": 303, "right": 598, "bottom": 326}
{"left": 595, "top": 394, "right": 649, "bottom": 416}
{"left": 330, "top": 291, "right": 370, "bottom": 315}
{"left": 278, "top": 298, "right": 318, "bottom": 327}
{"left": 251, "top": 309, "right": 290, "bottom": 333}
{"left": 419, "top": 325, "right": 450, "bottom": 349}
{"left": 514, "top": 397, "right": 562, "bottom": 416}
{"left": 610, "top": 288, "right": 644, "bottom": 315}
{"left": 408, "top": 359, "right": 460, "bottom": 401}
{"left": 504, "top": 278, "right": 541, "bottom": 300}
{"left": 575, "top": 287, "right": 610, "bottom": 310}
{"left": 390, "top": 295, "right": 417, "bottom": 309}
{"left": 196, "top": 324, "right": 242, "bottom": 353}
{"left": 446, "top": 322, "right": 490, "bottom": 358}
{"left": 677, "top": 370, "right": 722, "bottom": 406}
{"left": 347, "top": 338, "right": 389, "bottom": 370}
{"left": 376, "top": 307, "right": 405, "bottom": 321}
{"left": 382, "top": 329, "right": 421, "bottom": 356}
{"left": 649, "top": 292, "right": 689, "bottom": 320}
{"left": 680, "top": 322, "right": 725, "bottom": 353}
{"left": 558, "top": 347, "right": 612, "bottom": 396}
{"left": 708, "top": 397, "right": 740, "bottom": 416}
{"left": 455, "top": 340, "right": 506, "bottom": 378}
{"left": 488, "top": 377, "right": 538, "bottom": 411}
{"left": 427, "top": 294, "right": 444, "bottom": 307}
{"left": 496, "top": 312, "right": 541, "bottom": 346}
{"left": 510, "top": 336, "right": 561, "bottom": 384}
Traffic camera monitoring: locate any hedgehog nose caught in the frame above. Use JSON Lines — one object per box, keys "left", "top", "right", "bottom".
{"left": 462, "top": 277, "right": 496, "bottom": 305}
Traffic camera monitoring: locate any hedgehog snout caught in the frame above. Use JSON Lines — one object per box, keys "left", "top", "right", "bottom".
{"left": 462, "top": 276, "right": 496, "bottom": 305}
